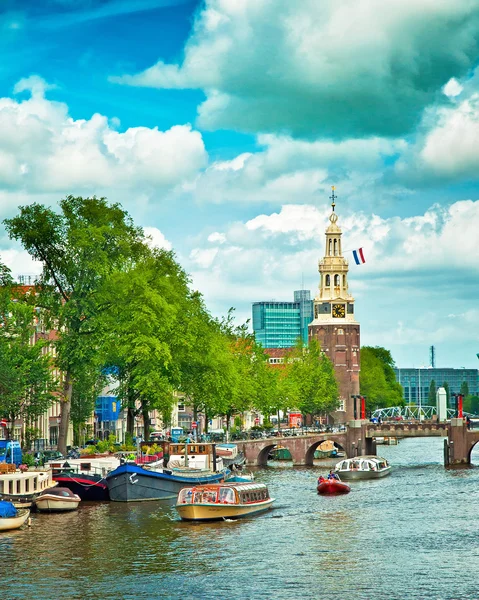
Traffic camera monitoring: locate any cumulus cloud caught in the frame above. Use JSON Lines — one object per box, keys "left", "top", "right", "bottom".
{"left": 113, "top": 0, "right": 479, "bottom": 139}
{"left": 396, "top": 92, "right": 479, "bottom": 182}
{"left": 144, "top": 226, "right": 172, "bottom": 251}
{"left": 186, "top": 198, "right": 479, "bottom": 364}
{"left": 175, "top": 134, "right": 406, "bottom": 211}
{"left": 0, "top": 76, "right": 207, "bottom": 214}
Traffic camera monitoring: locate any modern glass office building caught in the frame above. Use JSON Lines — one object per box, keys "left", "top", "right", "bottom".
{"left": 252, "top": 290, "right": 313, "bottom": 348}
{"left": 393, "top": 367, "right": 479, "bottom": 405}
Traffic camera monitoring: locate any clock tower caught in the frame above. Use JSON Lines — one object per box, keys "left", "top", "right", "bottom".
{"left": 308, "top": 188, "right": 360, "bottom": 423}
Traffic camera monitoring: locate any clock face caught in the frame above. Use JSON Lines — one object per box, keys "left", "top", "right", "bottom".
{"left": 332, "top": 303, "right": 345, "bottom": 318}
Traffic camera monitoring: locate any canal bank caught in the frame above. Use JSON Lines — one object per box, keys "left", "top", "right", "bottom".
{"left": 2, "top": 437, "right": 479, "bottom": 600}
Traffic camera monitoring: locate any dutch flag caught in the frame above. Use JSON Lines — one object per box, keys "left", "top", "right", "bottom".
{"left": 352, "top": 248, "right": 366, "bottom": 265}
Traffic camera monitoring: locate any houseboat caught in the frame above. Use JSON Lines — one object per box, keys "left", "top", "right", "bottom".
{"left": 0, "top": 464, "right": 56, "bottom": 508}
{"left": 176, "top": 482, "right": 274, "bottom": 521}
{"left": 334, "top": 456, "right": 392, "bottom": 480}
{"left": 106, "top": 443, "right": 229, "bottom": 502}
{"left": 48, "top": 456, "right": 121, "bottom": 501}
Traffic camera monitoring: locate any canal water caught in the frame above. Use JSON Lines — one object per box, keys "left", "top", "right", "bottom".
{"left": 2, "top": 438, "right": 479, "bottom": 600}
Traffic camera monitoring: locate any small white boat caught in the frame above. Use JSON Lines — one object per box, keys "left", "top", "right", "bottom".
{"left": 334, "top": 456, "right": 392, "bottom": 480}
{"left": 176, "top": 482, "right": 274, "bottom": 521}
{"left": 0, "top": 500, "right": 30, "bottom": 531}
{"left": 34, "top": 487, "right": 81, "bottom": 512}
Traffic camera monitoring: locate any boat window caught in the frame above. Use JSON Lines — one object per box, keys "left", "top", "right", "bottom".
{"left": 339, "top": 461, "right": 349, "bottom": 470}
{"left": 178, "top": 489, "right": 193, "bottom": 504}
{"left": 219, "top": 488, "right": 235, "bottom": 504}
{"left": 202, "top": 490, "right": 218, "bottom": 503}
{"left": 193, "top": 492, "right": 202, "bottom": 503}
{"left": 16, "top": 479, "right": 21, "bottom": 494}
{"left": 80, "top": 463, "right": 91, "bottom": 471}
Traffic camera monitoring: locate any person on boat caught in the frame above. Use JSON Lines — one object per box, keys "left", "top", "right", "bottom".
{"left": 327, "top": 470, "right": 339, "bottom": 481}
{"left": 318, "top": 475, "right": 326, "bottom": 484}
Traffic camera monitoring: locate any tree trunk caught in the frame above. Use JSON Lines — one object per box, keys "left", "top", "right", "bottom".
{"left": 58, "top": 372, "right": 72, "bottom": 455}
{"left": 142, "top": 402, "right": 150, "bottom": 441}
{"left": 204, "top": 410, "right": 209, "bottom": 433}
{"left": 127, "top": 406, "right": 135, "bottom": 436}
{"left": 126, "top": 385, "right": 136, "bottom": 436}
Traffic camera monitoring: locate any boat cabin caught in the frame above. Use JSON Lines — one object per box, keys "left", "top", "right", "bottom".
{"left": 336, "top": 456, "right": 389, "bottom": 472}
{"left": 178, "top": 483, "right": 270, "bottom": 506}
{"left": 167, "top": 443, "right": 224, "bottom": 471}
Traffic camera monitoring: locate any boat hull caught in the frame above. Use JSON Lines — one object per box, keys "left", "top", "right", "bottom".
{"left": 35, "top": 495, "right": 80, "bottom": 512}
{"left": 53, "top": 473, "right": 110, "bottom": 502}
{"left": 335, "top": 467, "right": 391, "bottom": 481}
{"left": 176, "top": 498, "right": 274, "bottom": 521}
{"left": 106, "top": 464, "right": 229, "bottom": 502}
{"left": 0, "top": 509, "right": 30, "bottom": 531}
{"left": 317, "top": 480, "right": 350, "bottom": 495}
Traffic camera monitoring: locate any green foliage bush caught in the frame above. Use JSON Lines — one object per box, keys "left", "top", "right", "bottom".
{"left": 22, "top": 453, "right": 35, "bottom": 467}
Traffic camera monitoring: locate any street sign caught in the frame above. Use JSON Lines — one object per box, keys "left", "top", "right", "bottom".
{"left": 254, "top": 418, "right": 260, "bottom": 424}
{"left": 192, "top": 422, "right": 197, "bottom": 428}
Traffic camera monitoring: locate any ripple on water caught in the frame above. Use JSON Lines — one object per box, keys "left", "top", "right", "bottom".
{"left": 3, "top": 437, "right": 479, "bottom": 599}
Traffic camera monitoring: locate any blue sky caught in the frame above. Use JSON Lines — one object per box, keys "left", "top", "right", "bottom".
{"left": 1, "top": 0, "right": 479, "bottom": 370}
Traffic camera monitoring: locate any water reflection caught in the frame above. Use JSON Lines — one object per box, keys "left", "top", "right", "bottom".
{"left": 3, "top": 438, "right": 479, "bottom": 599}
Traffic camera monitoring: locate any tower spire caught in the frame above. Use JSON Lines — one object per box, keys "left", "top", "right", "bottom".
{"left": 329, "top": 186, "right": 337, "bottom": 212}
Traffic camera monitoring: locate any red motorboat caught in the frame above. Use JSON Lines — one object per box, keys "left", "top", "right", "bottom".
{"left": 317, "top": 478, "right": 351, "bottom": 495}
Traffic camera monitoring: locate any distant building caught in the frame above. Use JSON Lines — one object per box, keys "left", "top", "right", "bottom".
{"left": 252, "top": 290, "right": 313, "bottom": 348}
{"left": 394, "top": 367, "right": 479, "bottom": 405}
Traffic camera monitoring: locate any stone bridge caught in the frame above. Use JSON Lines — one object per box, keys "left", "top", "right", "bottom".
{"left": 235, "top": 419, "right": 479, "bottom": 467}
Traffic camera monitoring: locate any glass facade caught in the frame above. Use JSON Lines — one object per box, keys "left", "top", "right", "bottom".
{"left": 252, "top": 291, "right": 313, "bottom": 348}
{"left": 393, "top": 368, "right": 479, "bottom": 406}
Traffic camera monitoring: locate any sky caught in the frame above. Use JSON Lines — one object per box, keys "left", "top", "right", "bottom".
{"left": 1, "top": 0, "right": 479, "bottom": 370}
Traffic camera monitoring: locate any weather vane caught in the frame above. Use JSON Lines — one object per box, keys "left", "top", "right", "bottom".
{"left": 330, "top": 186, "right": 337, "bottom": 212}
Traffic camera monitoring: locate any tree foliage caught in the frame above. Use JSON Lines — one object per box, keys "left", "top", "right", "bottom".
{"left": 281, "top": 338, "right": 339, "bottom": 419}
{"left": 4, "top": 196, "right": 147, "bottom": 453}
{"left": 0, "top": 266, "right": 58, "bottom": 442}
{"left": 360, "top": 346, "right": 403, "bottom": 411}
{"left": 428, "top": 379, "right": 437, "bottom": 404}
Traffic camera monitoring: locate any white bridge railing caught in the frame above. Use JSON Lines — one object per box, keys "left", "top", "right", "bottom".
{"left": 370, "top": 405, "right": 476, "bottom": 420}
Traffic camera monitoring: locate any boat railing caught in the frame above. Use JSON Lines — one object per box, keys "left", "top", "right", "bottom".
{"left": 50, "top": 463, "right": 112, "bottom": 477}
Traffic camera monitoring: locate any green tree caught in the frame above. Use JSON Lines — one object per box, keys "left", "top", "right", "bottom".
{"left": 95, "top": 248, "right": 198, "bottom": 437}
{"left": 282, "top": 338, "right": 339, "bottom": 420}
{"left": 4, "top": 196, "right": 147, "bottom": 454}
{"left": 460, "top": 381, "right": 469, "bottom": 397}
{"left": 428, "top": 379, "right": 437, "bottom": 404}
{"left": 360, "top": 346, "right": 403, "bottom": 411}
{"left": 0, "top": 268, "right": 58, "bottom": 443}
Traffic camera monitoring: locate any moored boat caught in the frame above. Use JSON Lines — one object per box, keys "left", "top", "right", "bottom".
{"left": 48, "top": 457, "right": 121, "bottom": 501}
{"left": 176, "top": 482, "right": 274, "bottom": 521}
{"left": 317, "top": 477, "right": 351, "bottom": 495}
{"left": 0, "top": 501, "right": 30, "bottom": 531}
{"left": 0, "top": 465, "right": 56, "bottom": 508}
{"left": 106, "top": 443, "right": 229, "bottom": 502}
{"left": 34, "top": 487, "right": 81, "bottom": 512}
{"left": 334, "top": 456, "right": 391, "bottom": 480}
{"left": 215, "top": 444, "right": 246, "bottom": 469}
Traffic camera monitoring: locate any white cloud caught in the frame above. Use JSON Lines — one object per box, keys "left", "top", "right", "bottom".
{"left": 207, "top": 232, "right": 226, "bottom": 244}
{"left": 144, "top": 227, "right": 172, "bottom": 251}
{"left": 396, "top": 92, "right": 479, "bottom": 182}
{"left": 113, "top": 0, "right": 479, "bottom": 139}
{"left": 443, "top": 77, "right": 463, "bottom": 98}
{"left": 0, "top": 77, "right": 207, "bottom": 213}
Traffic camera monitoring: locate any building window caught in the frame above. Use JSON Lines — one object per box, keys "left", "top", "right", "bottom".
{"left": 325, "top": 275, "right": 330, "bottom": 287}
{"left": 338, "top": 399, "right": 345, "bottom": 411}
{"left": 334, "top": 274, "right": 340, "bottom": 286}
{"left": 178, "top": 404, "right": 185, "bottom": 412}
